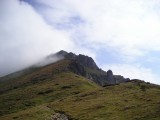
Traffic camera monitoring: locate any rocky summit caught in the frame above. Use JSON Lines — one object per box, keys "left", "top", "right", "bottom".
{"left": 51, "top": 50, "right": 129, "bottom": 86}
{"left": 56, "top": 50, "right": 99, "bottom": 70}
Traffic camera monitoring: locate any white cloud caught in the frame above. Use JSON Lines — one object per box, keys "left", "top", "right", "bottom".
{"left": 0, "top": 0, "right": 75, "bottom": 76}
{"left": 0, "top": 0, "right": 97, "bottom": 76}
{"left": 102, "top": 64, "right": 160, "bottom": 85}
{"left": 36, "top": 0, "right": 160, "bottom": 60}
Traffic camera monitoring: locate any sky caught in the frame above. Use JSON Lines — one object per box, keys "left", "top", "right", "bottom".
{"left": 0, "top": 0, "right": 160, "bottom": 84}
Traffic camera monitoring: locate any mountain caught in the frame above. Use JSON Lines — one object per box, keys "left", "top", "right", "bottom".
{"left": 0, "top": 50, "right": 160, "bottom": 120}
{"left": 49, "top": 50, "right": 130, "bottom": 86}
{"left": 0, "top": 50, "right": 129, "bottom": 87}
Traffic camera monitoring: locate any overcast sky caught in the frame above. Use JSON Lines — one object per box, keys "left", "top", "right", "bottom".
{"left": 0, "top": 0, "right": 160, "bottom": 84}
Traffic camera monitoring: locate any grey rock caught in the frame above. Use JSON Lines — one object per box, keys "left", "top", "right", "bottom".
{"left": 57, "top": 50, "right": 68, "bottom": 57}
{"left": 76, "top": 54, "right": 99, "bottom": 70}
{"left": 68, "top": 61, "right": 87, "bottom": 76}
{"left": 56, "top": 51, "right": 76, "bottom": 59}
{"left": 114, "top": 75, "right": 130, "bottom": 84}
{"left": 55, "top": 50, "right": 130, "bottom": 86}
{"left": 51, "top": 113, "right": 69, "bottom": 120}
{"left": 65, "top": 52, "right": 77, "bottom": 59}
{"left": 106, "top": 70, "right": 116, "bottom": 85}
{"left": 56, "top": 51, "right": 99, "bottom": 70}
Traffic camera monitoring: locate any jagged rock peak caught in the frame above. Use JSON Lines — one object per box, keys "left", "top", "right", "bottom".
{"left": 46, "top": 50, "right": 68, "bottom": 59}
{"left": 76, "top": 54, "right": 99, "bottom": 70}
{"left": 46, "top": 50, "right": 130, "bottom": 86}
{"left": 56, "top": 50, "right": 76, "bottom": 59}
{"left": 56, "top": 50, "right": 68, "bottom": 56}
{"left": 56, "top": 50, "right": 99, "bottom": 70}
{"left": 106, "top": 70, "right": 116, "bottom": 85}
{"left": 107, "top": 69, "right": 113, "bottom": 75}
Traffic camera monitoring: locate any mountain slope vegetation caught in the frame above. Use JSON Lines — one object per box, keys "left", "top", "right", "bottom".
{"left": 0, "top": 51, "right": 160, "bottom": 120}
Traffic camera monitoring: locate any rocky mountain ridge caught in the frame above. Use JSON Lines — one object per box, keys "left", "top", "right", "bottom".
{"left": 49, "top": 50, "right": 130, "bottom": 86}
{"left": 0, "top": 50, "right": 130, "bottom": 87}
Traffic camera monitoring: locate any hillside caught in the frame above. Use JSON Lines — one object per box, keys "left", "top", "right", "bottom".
{"left": 0, "top": 51, "right": 160, "bottom": 120}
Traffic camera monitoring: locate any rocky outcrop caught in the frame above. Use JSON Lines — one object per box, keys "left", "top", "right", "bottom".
{"left": 114, "top": 75, "right": 130, "bottom": 84}
{"left": 56, "top": 50, "right": 99, "bottom": 70}
{"left": 68, "top": 61, "right": 87, "bottom": 76}
{"left": 54, "top": 50, "right": 130, "bottom": 86}
{"left": 51, "top": 113, "right": 69, "bottom": 120}
{"left": 56, "top": 50, "right": 76, "bottom": 59}
{"left": 85, "top": 72, "right": 108, "bottom": 86}
{"left": 56, "top": 50, "right": 68, "bottom": 57}
{"left": 68, "top": 61, "right": 128, "bottom": 86}
{"left": 75, "top": 54, "right": 99, "bottom": 70}
{"left": 106, "top": 70, "right": 116, "bottom": 85}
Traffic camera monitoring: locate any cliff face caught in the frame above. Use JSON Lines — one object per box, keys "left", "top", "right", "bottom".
{"left": 75, "top": 54, "right": 99, "bottom": 70}
{"left": 56, "top": 50, "right": 99, "bottom": 70}
{"left": 54, "top": 50, "right": 129, "bottom": 86}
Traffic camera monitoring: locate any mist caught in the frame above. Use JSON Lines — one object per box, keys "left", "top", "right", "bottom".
{"left": 0, "top": 0, "right": 73, "bottom": 77}
{"left": 34, "top": 54, "right": 64, "bottom": 67}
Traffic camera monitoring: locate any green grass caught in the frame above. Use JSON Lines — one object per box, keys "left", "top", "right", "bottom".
{"left": 0, "top": 59, "right": 160, "bottom": 120}
{"left": 48, "top": 81, "right": 160, "bottom": 120}
{"left": 0, "top": 71, "right": 99, "bottom": 119}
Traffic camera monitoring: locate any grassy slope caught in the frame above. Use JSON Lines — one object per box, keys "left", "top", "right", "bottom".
{"left": 50, "top": 81, "right": 160, "bottom": 120}
{"left": 0, "top": 60, "right": 160, "bottom": 120}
